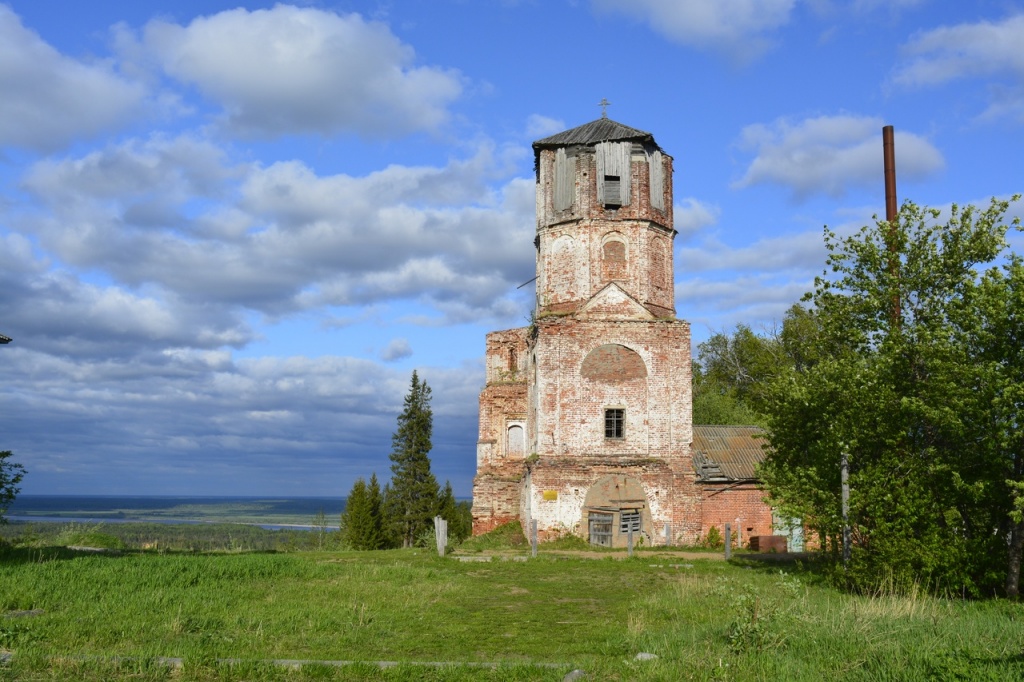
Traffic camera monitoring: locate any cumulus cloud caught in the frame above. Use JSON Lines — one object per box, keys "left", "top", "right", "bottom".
{"left": 674, "top": 198, "right": 720, "bottom": 238}
{"left": 0, "top": 5, "right": 145, "bottom": 151}
{"left": 138, "top": 5, "right": 463, "bottom": 138}
{"left": 525, "top": 114, "right": 565, "bottom": 138}
{"left": 0, "top": 346, "right": 482, "bottom": 495}
{"left": 591, "top": 0, "right": 795, "bottom": 60}
{"left": 892, "top": 15, "right": 1024, "bottom": 123}
{"left": 17, "top": 135, "right": 535, "bottom": 324}
{"left": 679, "top": 229, "right": 827, "bottom": 274}
{"left": 733, "top": 114, "right": 944, "bottom": 199}
{"left": 381, "top": 338, "right": 413, "bottom": 362}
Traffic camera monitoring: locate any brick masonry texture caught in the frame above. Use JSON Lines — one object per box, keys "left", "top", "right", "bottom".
{"left": 472, "top": 121, "right": 774, "bottom": 547}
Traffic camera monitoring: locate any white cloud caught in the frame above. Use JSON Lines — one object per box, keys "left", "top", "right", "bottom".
{"left": 139, "top": 5, "right": 463, "bottom": 138}
{"left": 892, "top": 15, "right": 1024, "bottom": 123}
{"left": 733, "top": 114, "right": 944, "bottom": 199}
{"left": 894, "top": 15, "right": 1024, "bottom": 87}
{"left": 18, "top": 135, "right": 535, "bottom": 324}
{"left": 674, "top": 198, "right": 720, "bottom": 238}
{"left": 381, "top": 338, "right": 413, "bottom": 362}
{"left": 680, "top": 229, "right": 827, "bottom": 274}
{"left": 0, "top": 5, "right": 145, "bottom": 151}
{"left": 0, "top": 345, "right": 483, "bottom": 495}
{"left": 525, "top": 114, "right": 565, "bottom": 138}
{"left": 591, "top": 0, "right": 795, "bottom": 60}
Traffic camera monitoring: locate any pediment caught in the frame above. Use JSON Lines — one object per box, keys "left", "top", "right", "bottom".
{"left": 577, "top": 283, "right": 655, "bottom": 321}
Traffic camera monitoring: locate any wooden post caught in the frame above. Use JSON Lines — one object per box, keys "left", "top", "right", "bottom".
{"left": 724, "top": 523, "right": 732, "bottom": 560}
{"left": 627, "top": 526, "right": 634, "bottom": 557}
{"left": 433, "top": 516, "right": 447, "bottom": 557}
{"left": 531, "top": 519, "right": 538, "bottom": 558}
{"left": 664, "top": 523, "right": 671, "bottom": 547}
{"left": 842, "top": 451, "right": 850, "bottom": 567}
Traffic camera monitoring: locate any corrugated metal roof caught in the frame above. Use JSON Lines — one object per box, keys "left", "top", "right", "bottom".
{"left": 692, "top": 425, "right": 767, "bottom": 482}
{"left": 533, "top": 117, "right": 658, "bottom": 150}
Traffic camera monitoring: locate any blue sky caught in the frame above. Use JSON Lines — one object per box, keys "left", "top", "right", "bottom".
{"left": 1, "top": 0, "right": 1022, "bottom": 497}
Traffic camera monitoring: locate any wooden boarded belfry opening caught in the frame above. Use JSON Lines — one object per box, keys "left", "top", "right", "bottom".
{"left": 582, "top": 475, "right": 652, "bottom": 548}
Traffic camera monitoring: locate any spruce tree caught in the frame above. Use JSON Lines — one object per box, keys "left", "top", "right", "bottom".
{"left": 383, "top": 371, "right": 439, "bottom": 548}
{"left": 342, "top": 478, "right": 368, "bottom": 549}
{"left": 365, "top": 472, "right": 384, "bottom": 549}
{"left": 437, "top": 479, "right": 472, "bottom": 543}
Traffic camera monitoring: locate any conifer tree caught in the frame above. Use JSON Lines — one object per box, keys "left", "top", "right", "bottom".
{"left": 365, "top": 472, "right": 384, "bottom": 549}
{"left": 383, "top": 371, "right": 439, "bottom": 547}
{"left": 436, "top": 479, "right": 472, "bottom": 543}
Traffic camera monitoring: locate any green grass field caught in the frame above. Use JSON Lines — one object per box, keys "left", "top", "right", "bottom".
{"left": 0, "top": 529, "right": 1022, "bottom": 680}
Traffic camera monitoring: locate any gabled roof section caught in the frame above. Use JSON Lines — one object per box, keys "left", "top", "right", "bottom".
{"left": 692, "top": 425, "right": 767, "bottom": 483}
{"left": 533, "top": 117, "right": 659, "bottom": 151}
{"left": 576, "top": 282, "right": 655, "bottom": 321}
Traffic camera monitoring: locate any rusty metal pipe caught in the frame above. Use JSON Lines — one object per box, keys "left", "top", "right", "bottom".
{"left": 883, "top": 125, "right": 897, "bottom": 222}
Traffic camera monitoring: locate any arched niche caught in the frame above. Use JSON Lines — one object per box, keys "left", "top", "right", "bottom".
{"left": 506, "top": 423, "right": 525, "bottom": 457}
{"left": 545, "top": 234, "right": 577, "bottom": 303}
{"left": 580, "top": 344, "right": 647, "bottom": 383}
{"left": 601, "top": 232, "right": 627, "bottom": 282}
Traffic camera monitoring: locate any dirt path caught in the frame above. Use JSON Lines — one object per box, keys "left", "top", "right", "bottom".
{"left": 452, "top": 549, "right": 813, "bottom": 562}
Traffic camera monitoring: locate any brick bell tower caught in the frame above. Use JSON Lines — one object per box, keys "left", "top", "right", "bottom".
{"left": 472, "top": 116, "right": 698, "bottom": 547}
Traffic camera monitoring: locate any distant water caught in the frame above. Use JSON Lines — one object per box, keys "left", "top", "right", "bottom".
{"left": 7, "top": 494, "right": 346, "bottom": 530}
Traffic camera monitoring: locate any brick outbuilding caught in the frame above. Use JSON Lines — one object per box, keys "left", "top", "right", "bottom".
{"left": 472, "top": 117, "right": 774, "bottom": 547}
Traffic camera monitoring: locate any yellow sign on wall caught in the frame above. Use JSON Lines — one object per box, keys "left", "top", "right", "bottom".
{"left": 542, "top": 490, "right": 558, "bottom": 501}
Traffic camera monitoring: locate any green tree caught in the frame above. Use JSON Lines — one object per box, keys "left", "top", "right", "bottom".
{"left": 0, "top": 451, "right": 26, "bottom": 524}
{"left": 692, "top": 305, "right": 820, "bottom": 426}
{"left": 436, "top": 480, "right": 472, "bottom": 544}
{"left": 761, "top": 197, "right": 1021, "bottom": 595}
{"left": 383, "top": 371, "right": 440, "bottom": 548}
{"left": 342, "top": 474, "right": 384, "bottom": 550}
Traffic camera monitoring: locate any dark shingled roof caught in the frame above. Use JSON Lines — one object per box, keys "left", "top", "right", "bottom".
{"left": 692, "top": 425, "right": 767, "bottom": 483}
{"left": 532, "top": 117, "right": 658, "bottom": 150}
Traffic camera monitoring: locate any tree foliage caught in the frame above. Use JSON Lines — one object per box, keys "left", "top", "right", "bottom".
{"left": 383, "top": 371, "right": 440, "bottom": 548}
{"left": 0, "top": 451, "right": 26, "bottom": 524}
{"left": 693, "top": 305, "right": 821, "bottom": 426}
{"left": 342, "top": 473, "right": 384, "bottom": 550}
{"left": 436, "top": 480, "right": 472, "bottom": 544}
{"left": 760, "top": 197, "right": 1023, "bottom": 596}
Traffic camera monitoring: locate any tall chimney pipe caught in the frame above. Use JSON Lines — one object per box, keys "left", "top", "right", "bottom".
{"left": 882, "top": 125, "right": 901, "bottom": 327}
{"left": 883, "top": 125, "right": 897, "bottom": 223}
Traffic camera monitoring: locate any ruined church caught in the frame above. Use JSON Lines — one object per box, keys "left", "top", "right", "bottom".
{"left": 472, "top": 116, "right": 775, "bottom": 547}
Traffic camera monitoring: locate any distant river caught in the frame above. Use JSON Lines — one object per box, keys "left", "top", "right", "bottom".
{"left": 7, "top": 494, "right": 346, "bottom": 531}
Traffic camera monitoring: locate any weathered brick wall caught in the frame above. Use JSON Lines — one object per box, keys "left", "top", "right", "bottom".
{"left": 529, "top": 317, "right": 692, "bottom": 459}
{"left": 473, "top": 125, "right": 774, "bottom": 547}
{"left": 535, "top": 146, "right": 676, "bottom": 318}
{"left": 700, "top": 484, "right": 775, "bottom": 548}
{"left": 471, "top": 460, "right": 526, "bottom": 534}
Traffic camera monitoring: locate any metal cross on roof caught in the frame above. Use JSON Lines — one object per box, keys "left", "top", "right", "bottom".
{"left": 599, "top": 98, "right": 611, "bottom": 119}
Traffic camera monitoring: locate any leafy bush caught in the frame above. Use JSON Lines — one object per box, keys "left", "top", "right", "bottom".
{"left": 458, "top": 520, "right": 526, "bottom": 552}
{"left": 54, "top": 523, "right": 127, "bottom": 550}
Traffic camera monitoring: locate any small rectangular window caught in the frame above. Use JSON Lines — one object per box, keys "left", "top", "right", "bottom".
{"left": 605, "top": 408, "right": 624, "bottom": 439}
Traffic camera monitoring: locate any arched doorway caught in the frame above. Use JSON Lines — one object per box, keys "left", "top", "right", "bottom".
{"left": 581, "top": 475, "right": 652, "bottom": 548}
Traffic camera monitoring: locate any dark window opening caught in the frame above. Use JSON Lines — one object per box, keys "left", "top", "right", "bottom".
{"left": 603, "top": 175, "right": 621, "bottom": 207}
{"left": 620, "top": 510, "right": 641, "bottom": 534}
{"left": 605, "top": 408, "right": 624, "bottom": 439}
